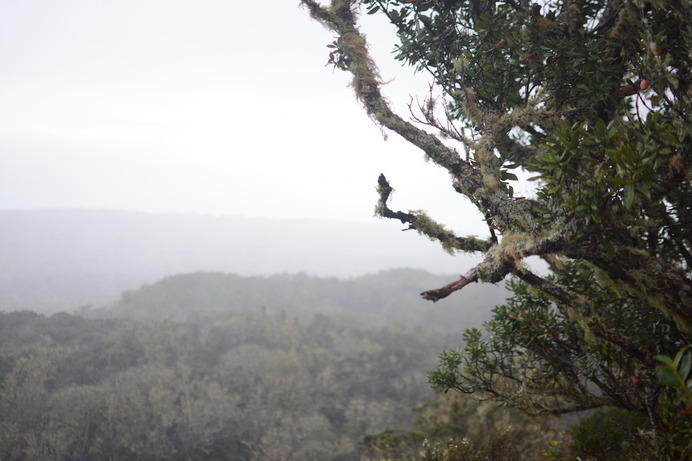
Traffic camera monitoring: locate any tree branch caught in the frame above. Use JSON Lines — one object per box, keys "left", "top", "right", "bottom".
{"left": 418, "top": 215, "right": 588, "bottom": 301}
{"left": 376, "top": 174, "right": 492, "bottom": 254}
{"left": 421, "top": 266, "right": 481, "bottom": 301}
{"left": 580, "top": 246, "right": 692, "bottom": 336}
{"left": 421, "top": 256, "right": 513, "bottom": 302}
{"left": 301, "top": 0, "right": 540, "bottom": 236}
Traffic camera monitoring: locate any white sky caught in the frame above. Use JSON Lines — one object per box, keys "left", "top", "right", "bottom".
{"left": 0, "top": 0, "right": 489, "bottom": 236}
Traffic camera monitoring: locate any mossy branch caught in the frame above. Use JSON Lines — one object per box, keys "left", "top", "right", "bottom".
{"left": 375, "top": 174, "right": 492, "bottom": 254}
{"left": 301, "top": 0, "right": 540, "bottom": 236}
{"left": 576, "top": 245, "right": 692, "bottom": 336}
{"left": 419, "top": 216, "right": 588, "bottom": 302}
{"left": 420, "top": 266, "right": 482, "bottom": 301}
{"left": 420, "top": 254, "right": 513, "bottom": 302}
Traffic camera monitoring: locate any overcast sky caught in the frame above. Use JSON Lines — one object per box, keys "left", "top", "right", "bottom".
{"left": 0, "top": 0, "right": 491, "bottom": 236}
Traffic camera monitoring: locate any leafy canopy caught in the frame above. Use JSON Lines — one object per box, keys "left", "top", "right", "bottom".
{"left": 302, "top": 0, "right": 691, "bottom": 456}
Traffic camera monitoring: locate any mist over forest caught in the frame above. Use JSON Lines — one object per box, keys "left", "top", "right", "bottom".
{"left": 1, "top": 209, "right": 518, "bottom": 460}
{"left": 2, "top": 208, "right": 670, "bottom": 460}
{"left": 3, "top": 0, "right": 690, "bottom": 454}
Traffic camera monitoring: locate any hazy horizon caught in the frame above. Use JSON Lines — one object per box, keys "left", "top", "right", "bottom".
{"left": 0, "top": 208, "right": 486, "bottom": 313}
{"left": 0, "top": 0, "right": 492, "bottom": 237}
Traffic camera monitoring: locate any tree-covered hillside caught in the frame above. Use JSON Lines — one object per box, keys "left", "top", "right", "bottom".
{"left": 91, "top": 269, "right": 507, "bottom": 332}
{"left": 2, "top": 274, "right": 668, "bottom": 460}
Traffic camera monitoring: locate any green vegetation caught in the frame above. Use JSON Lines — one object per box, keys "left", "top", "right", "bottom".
{"left": 362, "top": 392, "right": 564, "bottom": 460}
{"left": 0, "top": 309, "right": 447, "bottom": 460}
{"left": 2, "top": 267, "right": 685, "bottom": 459}
{"left": 3, "top": 0, "right": 692, "bottom": 457}
{"left": 1, "top": 270, "right": 516, "bottom": 460}
{"left": 302, "top": 0, "right": 691, "bottom": 458}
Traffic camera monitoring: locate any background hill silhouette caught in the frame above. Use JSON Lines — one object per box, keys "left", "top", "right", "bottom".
{"left": 0, "top": 209, "right": 485, "bottom": 313}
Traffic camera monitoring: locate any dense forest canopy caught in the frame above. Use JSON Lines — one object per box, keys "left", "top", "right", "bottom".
{"left": 0, "top": 309, "right": 448, "bottom": 460}
{"left": 302, "top": 0, "right": 691, "bottom": 458}
{"left": 1, "top": 273, "right": 680, "bottom": 460}
{"left": 1, "top": 270, "right": 517, "bottom": 460}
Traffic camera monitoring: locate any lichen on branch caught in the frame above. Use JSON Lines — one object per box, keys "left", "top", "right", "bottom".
{"left": 375, "top": 174, "right": 492, "bottom": 254}
{"left": 301, "top": 0, "right": 539, "bottom": 237}
{"left": 302, "top": 0, "right": 692, "bottom": 337}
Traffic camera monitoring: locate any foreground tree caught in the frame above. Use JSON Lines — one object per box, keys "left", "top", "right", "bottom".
{"left": 302, "top": 0, "right": 691, "bottom": 456}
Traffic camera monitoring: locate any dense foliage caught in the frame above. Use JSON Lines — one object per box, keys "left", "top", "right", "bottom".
{"left": 302, "top": 0, "right": 691, "bottom": 457}
{"left": 364, "top": 397, "right": 654, "bottom": 460}
{"left": 0, "top": 310, "right": 447, "bottom": 460}
{"left": 362, "top": 392, "right": 565, "bottom": 460}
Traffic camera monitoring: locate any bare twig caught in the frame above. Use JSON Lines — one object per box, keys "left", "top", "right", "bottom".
{"left": 421, "top": 266, "right": 480, "bottom": 301}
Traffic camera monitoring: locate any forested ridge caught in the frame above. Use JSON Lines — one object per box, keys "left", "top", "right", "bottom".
{"left": 2, "top": 270, "right": 680, "bottom": 459}
{"left": 92, "top": 269, "right": 506, "bottom": 331}
{"left": 0, "top": 209, "right": 479, "bottom": 314}
{"left": 0, "top": 269, "right": 515, "bottom": 460}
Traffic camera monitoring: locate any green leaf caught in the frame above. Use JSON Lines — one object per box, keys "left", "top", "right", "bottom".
{"left": 679, "top": 351, "right": 691, "bottom": 380}
{"left": 623, "top": 185, "right": 635, "bottom": 208}
{"left": 656, "top": 354, "right": 674, "bottom": 366}
{"left": 657, "top": 367, "right": 679, "bottom": 387}
{"left": 673, "top": 345, "right": 688, "bottom": 366}
{"left": 592, "top": 119, "right": 607, "bottom": 139}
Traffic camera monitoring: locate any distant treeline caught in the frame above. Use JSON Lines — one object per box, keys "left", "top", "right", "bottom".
{"left": 0, "top": 309, "right": 452, "bottom": 460}
{"left": 86, "top": 269, "right": 506, "bottom": 332}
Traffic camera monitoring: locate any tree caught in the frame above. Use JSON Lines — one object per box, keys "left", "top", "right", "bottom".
{"left": 0, "top": 352, "right": 55, "bottom": 460}
{"left": 361, "top": 392, "right": 564, "bottom": 460}
{"left": 301, "top": 0, "right": 691, "bottom": 455}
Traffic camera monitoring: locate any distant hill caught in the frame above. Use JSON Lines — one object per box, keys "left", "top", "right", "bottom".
{"left": 0, "top": 209, "right": 484, "bottom": 313}
{"left": 91, "top": 269, "right": 508, "bottom": 332}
